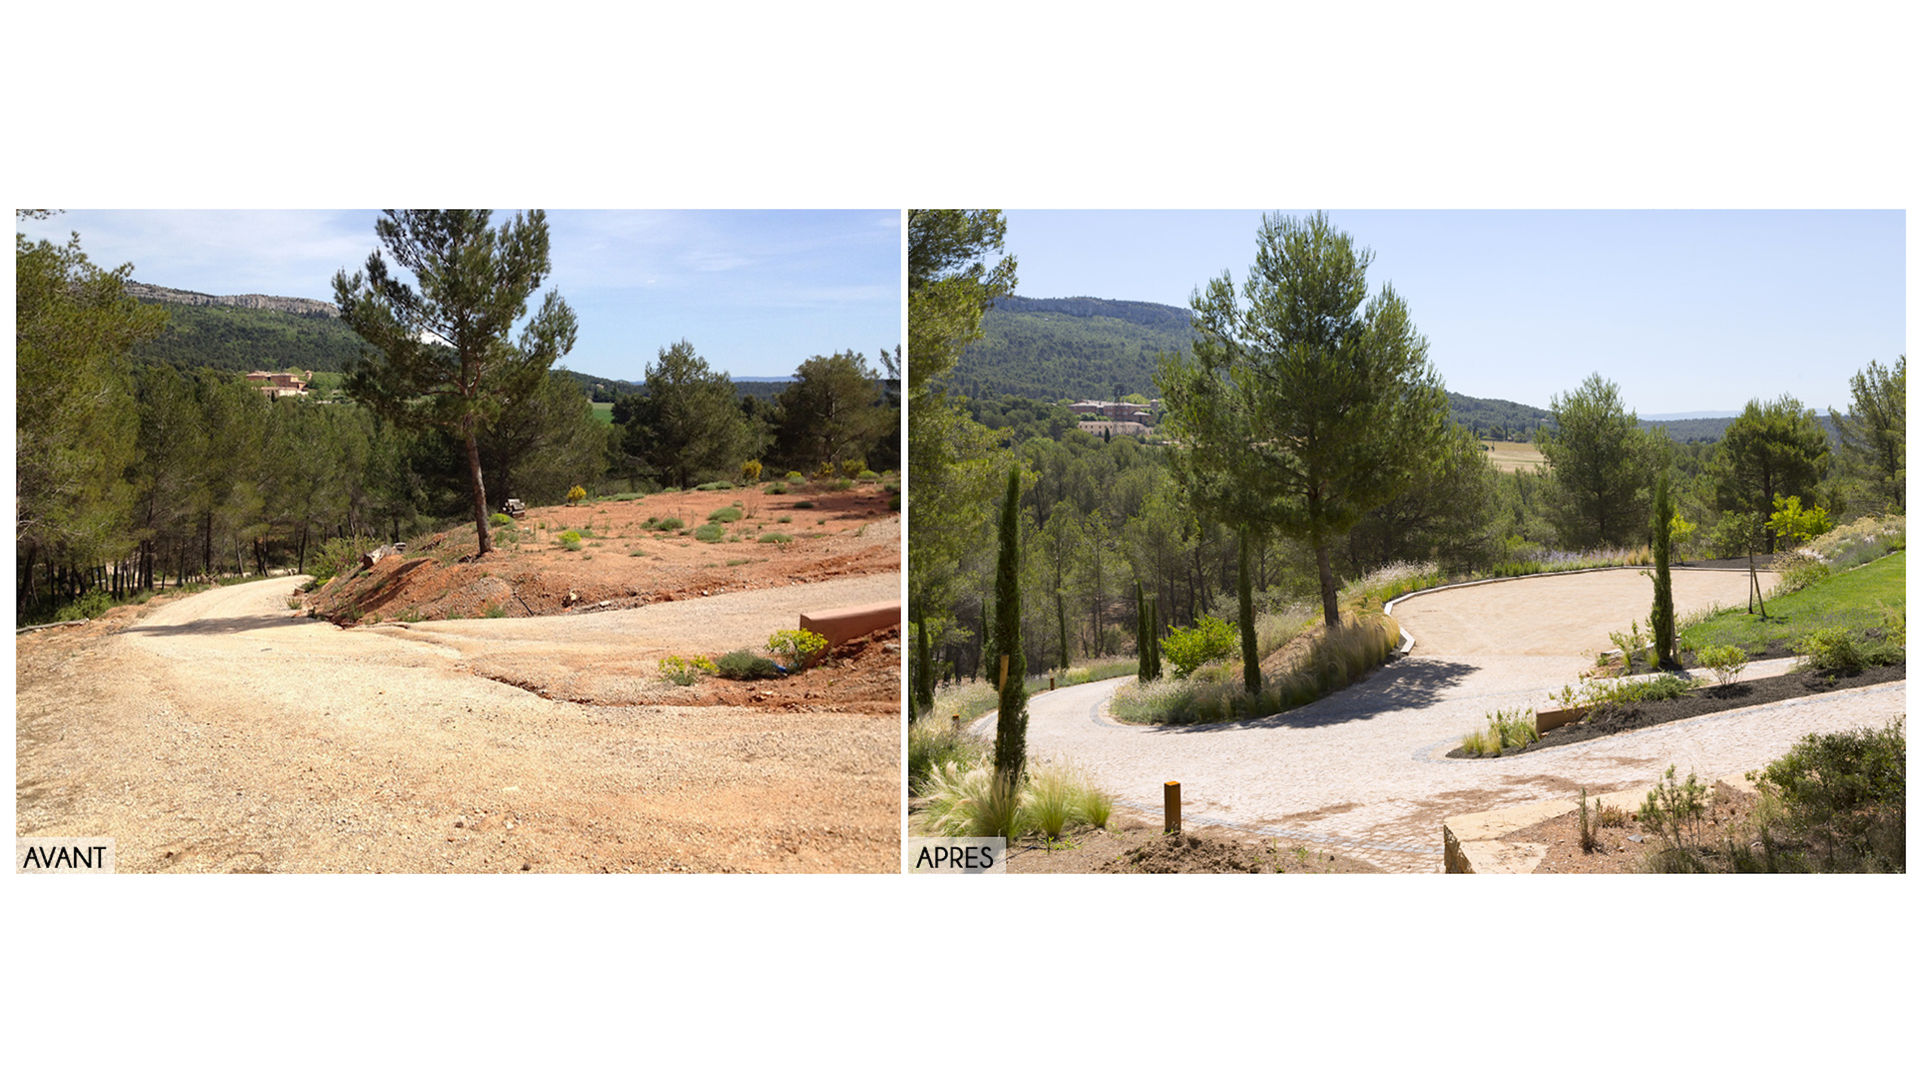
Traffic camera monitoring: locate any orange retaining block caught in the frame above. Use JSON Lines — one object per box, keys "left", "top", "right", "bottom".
{"left": 799, "top": 602, "right": 901, "bottom": 646}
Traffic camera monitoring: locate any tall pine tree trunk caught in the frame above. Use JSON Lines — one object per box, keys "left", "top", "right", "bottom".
{"left": 465, "top": 418, "right": 493, "bottom": 556}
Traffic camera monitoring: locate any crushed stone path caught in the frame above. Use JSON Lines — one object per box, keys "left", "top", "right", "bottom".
{"left": 975, "top": 568, "right": 1904, "bottom": 873}
{"left": 17, "top": 575, "right": 899, "bottom": 873}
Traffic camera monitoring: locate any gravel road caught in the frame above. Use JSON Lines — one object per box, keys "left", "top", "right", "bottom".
{"left": 16, "top": 574, "right": 901, "bottom": 873}
{"left": 975, "top": 568, "right": 1904, "bottom": 873}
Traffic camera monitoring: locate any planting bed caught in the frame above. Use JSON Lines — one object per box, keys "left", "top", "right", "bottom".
{"left": 1445, "top": 662, "right": 1905, "bottom": 759}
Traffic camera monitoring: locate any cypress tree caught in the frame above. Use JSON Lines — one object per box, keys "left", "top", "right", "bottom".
{"left": 1650, "top": 470, "right": 1676, "bottom": 668}
{"left": 1056, "top": 591, "right": 1070, "bottom": 670}
{"left": 992, "top": 467, "right": 1029, "bottom": 784}
{"left": 1147, "top": 596, "right": 1163, "bottom": 681}
{"left": 1135, "top": 581, "right": 1149, "bottom": 681}
{"left": 1238, "top": 527, "right": 1261, "bottom": 693}
{"left": 913, "top": 616, "right": 934, "bottom": 712}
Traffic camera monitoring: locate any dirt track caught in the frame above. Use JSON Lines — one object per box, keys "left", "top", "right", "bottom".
{"left": 16, "top": 574, "right": 901, "bottom": 873}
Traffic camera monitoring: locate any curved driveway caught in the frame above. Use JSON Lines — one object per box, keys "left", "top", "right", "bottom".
{"left": 977, "top": 568, "right": 1905, "bottom": 872}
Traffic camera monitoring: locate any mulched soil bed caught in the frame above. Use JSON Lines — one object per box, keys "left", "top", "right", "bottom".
{"left": 1446, "top": 662, "right": 1904, "bottom": 759}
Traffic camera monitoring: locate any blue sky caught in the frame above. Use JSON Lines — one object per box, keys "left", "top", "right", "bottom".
{"left": 1002, "top": 210, "right": 1905, "bottom": 417}
{"left": 16, "top": 209, "right": 901, "bottom": 382}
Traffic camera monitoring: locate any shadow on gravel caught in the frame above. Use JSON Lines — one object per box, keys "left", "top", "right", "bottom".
{"left": 121, "top": 614, "right": 311, "bottom": 638}
{"left": 1150, "top": 658, "right": 1480, "bottom": 734}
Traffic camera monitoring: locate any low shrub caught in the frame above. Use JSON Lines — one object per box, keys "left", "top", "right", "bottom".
{"left": 557, "top": 529, "right": 583, "bottom": 551}
{"left": 792, "top": 500, "right": 815, "bottom": 510}
{"left": 53, "top": 590, "right": 114, "bottom": 622}
{"left": 650, "top": 517, "right": 684, "bottom": 532}
{"left": 658, "top": 654, "right": 718, "bottom": 685}
{"left": 308, "top": 534, "right": 382, "bottom": 587}
{"left": 714, "top": 648, "right": 781, "bottom": 680}
{"left": 565, "top": 485, "right": 587, "bottom": 505}
{"left": 693, "top": 523, "right": 726, "bottom": 543}
{"left": 767, "top": 483, "right": 788, "bottom": 495}
{"left": 1640, "top": 766, "right": 1713, "bottom": 871}
{"left": 1797, "top": 627, "right": 1865, "bottom": 672}
{"left": 489, "top": 512, "right": 513, "bottom": 527}
{"left": 1695, "top": 644, "right": 1748, "bottom": 685}
{"left": 1752, "top": 721, "right": 1905, "bottom": 872}
{"left": 1161, "top": 615, "right": 1238, "bottom": 679}
{"left": 758, "top": 533, "right": 793, "bottom": 545}
{"left": 707, "top": 506, "right": 743, "bottom": 524}
{"left": 768, "top": 627, "right": 830, "bottom": 670}
{"left": 695, "top": 480, "right": 734, "bottom": 492}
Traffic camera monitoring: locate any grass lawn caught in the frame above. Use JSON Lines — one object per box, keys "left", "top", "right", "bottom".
{"left": 591, "top": 401, "right": 614, "bottom": 425}
{"left": 1679, "top": 550, "right": 1904, "bottom": 656}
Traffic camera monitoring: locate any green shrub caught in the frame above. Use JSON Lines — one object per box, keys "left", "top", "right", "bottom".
{"left": 857, "top": 469, "right": 879, "bottom": 481}
{"left": 758, "top": 532, "right": 793, "bottom": 545}
{"left": 1161, "top": 615, "right": 1238, "bottom": 679}
{"left": 53, "top": 590, "right": 114, "bottom": 622}
{"left": 767, "top": 483, "right": 788, "bottom": 495}
{"left": 1753, "top": 721, "right": 1905, "bottom": 872}
{"left": 693, "top": 523, "right": 726, "bottom": 543}
{"left": 695, "top": 480, "right": 734, "bottom": 492}
{"left": 785, "top": 471, "right": 804, "bottom": 482}
{"left": 650, "top": 517, "right": 683, "bottom": 532}
{"left": 707, "top": 506, "right": 743, "bottom": 524}
{"left": 831, "top": 478, "right": 854, "bottom": 491}
{"left": 557, "top": 529, "right": 583, "bottom": 551}
{"left": 308, "top": 534, "right": 381, "bottom": 587}
{"left": 489, "top": 512, "right": 512, "bottom": 527}
{"left": 1696, "top": 644, "right": 1748, "bottom": 685}
{"left": 768, "top": 627, "right": 830, "bottom": 670}
{"left": 1797, "top": 627, "right": 1865, "bottom": 672}
{"left": 714, "top": 648, "right": 781, "bottom": 680}
{"left": 566, "top": 484, "right": 587, "bottom": 505}
{"left": 1639, "top": 766, "right": 1712, "bottom": 870}
{"left": 792, "top": 500, "right": 815, "bottom": 510}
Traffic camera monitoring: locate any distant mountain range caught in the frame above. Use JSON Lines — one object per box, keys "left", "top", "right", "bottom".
{"left": 122, "top": 282, "right": 789, "bottom": 398}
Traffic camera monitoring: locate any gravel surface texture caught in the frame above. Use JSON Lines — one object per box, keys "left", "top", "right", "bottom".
{"left": 974, "top": 568, "right": 1905, "bottom": 873}
{"left": 17, "top": 575, "right": 901, "bottom": 873}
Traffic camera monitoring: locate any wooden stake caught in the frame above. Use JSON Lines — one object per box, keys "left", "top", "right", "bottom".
{"left": 1164, "top": 781, "right": 1181, "bottom": 835}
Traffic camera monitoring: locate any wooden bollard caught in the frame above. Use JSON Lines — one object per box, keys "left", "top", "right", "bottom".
{"left": 1048, "top": 675, "right": 1055, "bottom": 691}
{"left": 1164, "top": 781, "right": 1181, "bottom": 835}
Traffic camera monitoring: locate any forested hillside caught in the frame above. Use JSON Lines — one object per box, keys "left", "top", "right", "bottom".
{"left": 952, "top": 295, "right": 1195, "bottom": 399}
{"left": 128, "top": 299, "right": 369, "bottom": 372}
